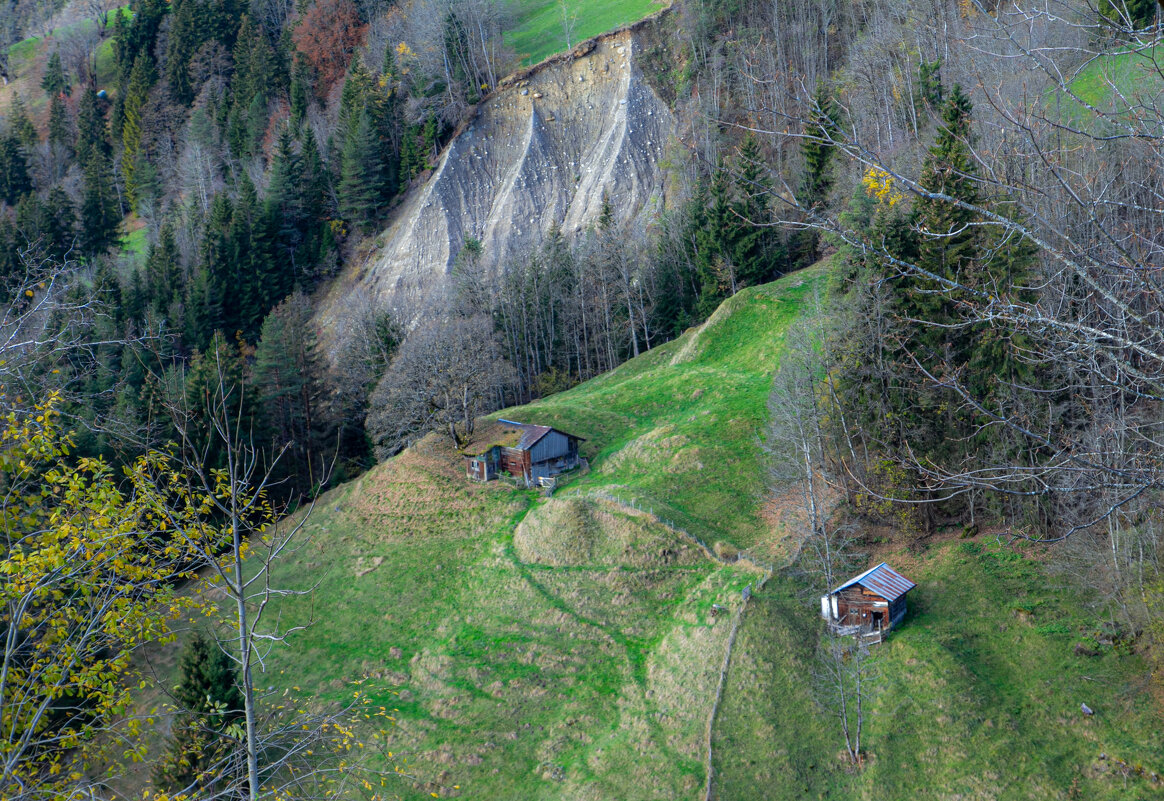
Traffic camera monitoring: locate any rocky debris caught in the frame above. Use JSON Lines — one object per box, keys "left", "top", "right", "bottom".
{"left": 317, "top": 28, "right": 676, "bottom": 359}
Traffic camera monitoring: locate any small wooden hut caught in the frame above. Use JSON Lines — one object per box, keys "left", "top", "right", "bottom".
{"left": 820, "top": 562, "right": 916, "bottom": 642}
{"left": 464, "top": 420, "right": 584, "bottom": 487}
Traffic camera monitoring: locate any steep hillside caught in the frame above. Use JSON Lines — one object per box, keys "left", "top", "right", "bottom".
{"left": 316, "top": 18, "right": 677, "bottom": 354}
{"left": 246, "top": 264, "right": 1164, "bottom": 800}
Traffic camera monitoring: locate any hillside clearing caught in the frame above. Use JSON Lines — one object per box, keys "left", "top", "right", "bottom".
{"left": 120, "top": 265, "right": 1163, "bottom": 800}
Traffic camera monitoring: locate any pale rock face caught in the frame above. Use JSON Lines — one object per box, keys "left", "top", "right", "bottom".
{"left": 317, "top": 29, "right": 676, "bottom": 357}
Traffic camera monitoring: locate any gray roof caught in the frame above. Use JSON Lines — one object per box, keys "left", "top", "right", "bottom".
{"left": 830, "top": 562, "right": 916, "bottom": 602}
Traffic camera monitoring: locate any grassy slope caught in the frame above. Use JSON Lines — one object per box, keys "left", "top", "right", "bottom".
{"left": 2, "top": 9, "right": 127, "bottom": 114}
{"left": 251, "top": 269, "right": 827, "bottom": 799}
{"left": 1050, "top": 46, "right": 1164, "bottom": 126}
{"left": 241, "top": 261, "right": 1159, "bottom": 799}
{"left": 504, "top": 0, "right": 666, "bottom": 65}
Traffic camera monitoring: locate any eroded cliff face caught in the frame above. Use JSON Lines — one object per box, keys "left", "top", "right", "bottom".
{"left": 317, "top": 23, "right": 677, "bottom": 353}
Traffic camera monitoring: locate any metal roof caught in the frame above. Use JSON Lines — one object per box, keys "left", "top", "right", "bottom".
{"left": 830, "top": 562, "right": 916, "bottom": 602}
{"left": 497, "top": 420, "right": 585, "bottom": 450}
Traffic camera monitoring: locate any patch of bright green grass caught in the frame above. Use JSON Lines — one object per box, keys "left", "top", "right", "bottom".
{"left": 714, "top": 540, "right": 1164, "bottom": 800}
{"left": 504, "top": 262, "right": 828, "bottom": 550}
{"left": 1050, "top": 45, "right": 1164, "bottom": 126}
{"left": 121, "top": 225, "right": 147, "bottom": 257}
{"left": 504, "top": 0, "right": 666, "bottom": 65}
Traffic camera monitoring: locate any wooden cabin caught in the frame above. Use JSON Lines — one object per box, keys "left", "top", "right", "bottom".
{"left": 820, "top": 563, "right": 916, "bottom": 642}
{"left": 464, "top": 420, "right": 584, "bottom": 487}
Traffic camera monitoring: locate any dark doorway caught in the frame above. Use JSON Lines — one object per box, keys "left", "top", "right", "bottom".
{"left": 871, "top": 611, "right": 884, "bottom": 628}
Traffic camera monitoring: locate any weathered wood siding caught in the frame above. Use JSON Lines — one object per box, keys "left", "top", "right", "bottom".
{"left": 529, "top": 430, "right": 575, "bottom": 464}
{"left": 835, "top": 585, "right": 890, "bottom": 626}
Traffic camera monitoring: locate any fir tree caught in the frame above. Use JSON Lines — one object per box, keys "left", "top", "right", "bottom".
{"left": 79, "top": 153, "right": 121, "bottom": 256}
{"left": 338, "top": 107, "right": 384, "bottom": 231}
{"left": 41, "top": 51, "right": 70, "bottom": 97}
{"left": 121, "top": 54, "right": 157, "bottom": 208}
{"left": 0, "top": 133, "right": 31, "bottom": 205}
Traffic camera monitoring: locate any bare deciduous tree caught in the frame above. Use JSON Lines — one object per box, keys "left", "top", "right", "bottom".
{"left": 366, "top": 312, "right": 515, "bottom": 457}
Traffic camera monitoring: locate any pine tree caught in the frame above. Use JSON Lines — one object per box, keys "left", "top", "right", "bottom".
{"left": 41, "top": 51, "right": 70, "bottom": 97}
{"left": 79, "top": 154, "right": 120, "bottom": 256}
{"left": 42, "top": 187, "right": 78, "bottom": 259}
{"left": 121, "top": 54, "right": 156, "bottom": 208}
{"left": 0, "top": 133, "right": 31, "bottom": 205}
{"left": 338, "top": 106, "right": 384, "bottom": 231}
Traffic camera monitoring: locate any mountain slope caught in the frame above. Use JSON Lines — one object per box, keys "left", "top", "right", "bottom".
{"left": 316, "top": 17, "right": 677, "bottom": 355}
{"left": 261, "top": 264, "right": 1161, "bottom": 800}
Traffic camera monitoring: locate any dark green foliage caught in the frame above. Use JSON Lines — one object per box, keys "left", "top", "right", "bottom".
{"left": 917, "top": 59, "right": 942, "bottom": 110}
{"left": 834, "top": 85, "right": 1046, "bottom": 531}
{"left": 731, "top": 135, "right": 776, "bottom": 286}
{"left": 338, "top": 107, "right": 385, "bottom": 231}
{"left": 8, "top": 97, "right": 39, "bottom": 151}
{"left": 79, "top": 153, "right": 121, "bottom": 256}
{"left": 252, "top": 291, "right": 338, "bottom": 495}
{"left": 47, "top": 94, "right": 72, "bottom": 154}
{"left": 145, "top": 222, "right": 181, "bottom": 315}
{"left": 121, "top": 54, "right": 157, "bottom": 209}
{"left": 152, "top": 631, "right": 244, "bottom": 796}
{"left": 76, "top": 90, "right": 112, "bottom": 166}
{"left": 800, "top": 84, "right": 839, "bottom": 207}
{"left": 1099, "top": 0, "right": 1157, "bottom": 28}
{"left": 41, "top": 51, "right": 70, "bottom": 97}
{"left": 0, "top": 133, "right": 31, "bottom": 205}
{"left": 14, "top": 189, "right": 76, "bottom": 261}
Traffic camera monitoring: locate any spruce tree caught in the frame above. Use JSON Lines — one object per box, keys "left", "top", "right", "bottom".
{"left": 800, "top": 83, "right": 839, "bottom": 207}
{"left": 164, "top": 0, "right": 198, "bottom": 104}
{"left": 47, "top": 94, "right": 72, "bottom": 155}
{"left": 338, "top": 107, "right": 383, "bottom": 231}
{"left": 41, "top": 186, "right": 77, "bottom": 260}
{"left": 152, "top": 631, "right": 244, "bottom": 797}
{"left": 731, "top": 135, "right": 775, "bottom": 286}
{"left": 146, "top": 221, "right": 181, "bottom": 314}
{"left": 0, "top": 133, "right": 31, "bottom": 205}
{"left": 41, "top": 51, "right": 70, "bottom": 97}
{"left": 121, "top": 54, "right": 157, "bottom": 208}
{"left": 76, "top": 89, "right": 111, "bottom": 166}
{"left": 79, "top": 153, "right": 121, "bottom": 256}
{"left": 9, "top": 95, "right": 39, "bottom": 149}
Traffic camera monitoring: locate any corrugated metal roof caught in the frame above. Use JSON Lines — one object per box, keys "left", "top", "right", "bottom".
{"left": 830, "top": 562, "right": 916, "bottom": 602}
